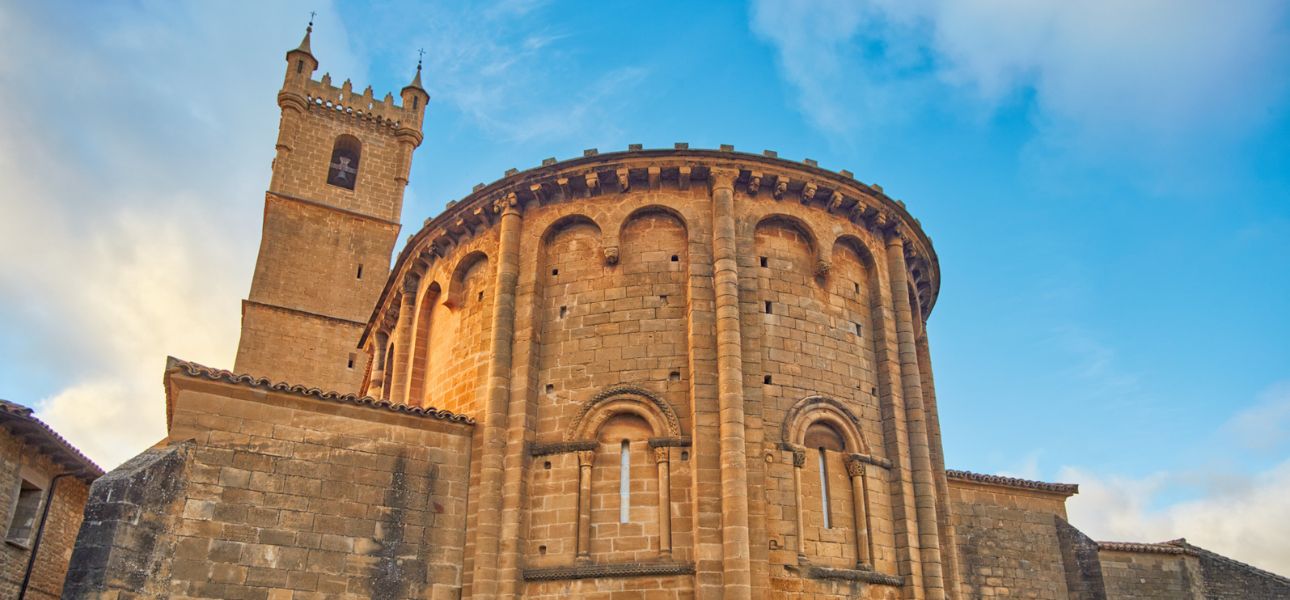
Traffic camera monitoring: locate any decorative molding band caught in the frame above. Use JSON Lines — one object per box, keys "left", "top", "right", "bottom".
{"left": 242, "top": 299, "right": 366, "bottom": 327}
{"left": 522, "top": 561, "right": 695, "bottom": 582}
{"left": 647, "top": 436, "right": 692, "bottom": 448}
{"left": 1097, "top": 541, "right": 1193, "bottom": 556}
{"left": 806, "top": 566, "right": 904, "bottom": 586}
{"left": 945, "top": 469, "right": 1079, "bottom": 496}
{"left": 528, "top": 440, "right": 598, "bottom": 457}
{"left": 777, "top": 443, "right": 892, "bottom": 470}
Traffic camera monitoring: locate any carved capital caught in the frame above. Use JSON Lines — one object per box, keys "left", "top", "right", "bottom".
{"left": 492, "top": 192, "right": 521, "bottom": 216}
{"left": 846, "top": 458, "right": 865, "bottom": 478}
{"left": 604, "top": 245, "right": 620, "bottom": 265}
{"left": 401, "top": 278, "right": 419, "bottom": 298}
{"left": 709, "top": 167, "right": 738, "bottom": 191}
{"left": 792, "top": 449, "right": 807, "bottom": 468}
{"left": 653, "top": 446, "right": 669, "bottom": 464}
{"left": 577, "top": 450, "right": 595, "bottom": 468}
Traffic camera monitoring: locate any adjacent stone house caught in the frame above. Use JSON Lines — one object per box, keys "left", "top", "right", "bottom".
{"left": 0, "top": 399, "right": 101, "bottom": 599}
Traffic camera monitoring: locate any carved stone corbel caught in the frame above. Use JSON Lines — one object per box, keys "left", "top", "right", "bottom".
{"left": 648, "top": 166, "right": 661, "bottom": 190}
{"left": 604, "top": 245, "right": 620, "bottom": 266}
{"left": 529, "top": 183, "right": 547, "bottom": 205}
{"left": 814, "top": 259, "right": 830, "bottom": 279}
{"left": 774, "top": 178, "right": 788, "bottom": 200}
{"left": 747, "top": 172, "right": 762, "bottom": 196}
{"left": 800, "top": 182, "right": 818, "bottom": 205}
{"left": 828, "top": 191, "right": 845, "bottom": 212}
{"left": 557, "top": 177, "right": 571, "bottom": 199}
{"left": 616, "top": 168, "right": 630, "bottom": 192}
{"left": 584, "top": 171, "right": 600, "bottom": 197}
{"left": 678, "top": 166, "right": 691, "bottom": 191}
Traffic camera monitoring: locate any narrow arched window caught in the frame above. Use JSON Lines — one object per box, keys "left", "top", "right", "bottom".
{"left": 619, "top": 439, "right": 631, "bottom": 523}
{"left": 818, "top": 447, "right": 832, "bottom": 529}
{"left": 327, "top": 134, "right": 361, "bottom": 190}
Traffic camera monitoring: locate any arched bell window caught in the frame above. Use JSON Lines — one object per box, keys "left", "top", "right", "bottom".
{"left": 327, "top": 134, "right": 362, "bottom": 190}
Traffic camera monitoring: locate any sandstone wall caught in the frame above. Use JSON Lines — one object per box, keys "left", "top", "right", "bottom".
{"left": 1098, "top": 550, "right": 1203, "bottom": 600}
{"left": 66, "top": 369, "right": 473, "bottom": 600}
{"left": 947, "top": 477, "right": 1073, "bottom": 600}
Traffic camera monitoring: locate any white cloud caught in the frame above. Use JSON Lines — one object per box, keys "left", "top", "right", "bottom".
{"left": 0, "top": 1, "right": 359, "bottom": 468}
{"left": 1063, "top": 460, "right": 1290, "bottom": 575}
{"left": 751, "top": 0, "right": 1290, "bottom": 154}
{"left": 1223, "top": 380, "right": 1290, "bottom": 453}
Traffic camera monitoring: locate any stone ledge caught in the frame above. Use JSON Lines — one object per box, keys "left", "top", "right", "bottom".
{"left": 522, "top": 561, "right": 695, "bottom": 581}
{"left": 647, "top": 436, "right": 692, "bottom": 448}
{"left": 528, "top": 440, "right": 597, "bottom": 456}
{"left": 806, "top": 566, "right": 904, "bottom": 586}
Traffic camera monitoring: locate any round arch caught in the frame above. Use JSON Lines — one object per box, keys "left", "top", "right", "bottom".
{"left": 782, "top": 395, "right": 869, "bottom": 454}
{"left": 566, "top": 385, "right": 682, "bottom": 441}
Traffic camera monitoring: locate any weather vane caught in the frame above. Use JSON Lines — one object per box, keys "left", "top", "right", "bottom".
{"left": 417, "top": 48, "right": 425, "bottom": 69}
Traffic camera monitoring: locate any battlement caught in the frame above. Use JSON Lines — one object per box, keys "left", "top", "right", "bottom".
{"left": 302, "top": 73, "right": 412, "bottom": 130}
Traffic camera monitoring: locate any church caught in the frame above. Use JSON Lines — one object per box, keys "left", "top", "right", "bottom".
{"left": 59, "top": 25, "right": 1289, "bottom": 600}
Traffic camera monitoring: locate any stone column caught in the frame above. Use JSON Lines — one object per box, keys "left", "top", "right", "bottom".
{"left": 655, "top": 446, "right": 673, "bottom": 558}
{"left": 710, "top": 167, "right": 752, "bottom": 599}
{"left": 470, "top": 193, "right": 523, "bottom": 599}
{"left": 918, "top": 333, "right": 963, "bottom": 600}
{"left": 576, "top": 449, "right": 595, "bottom": 563}
{"left": 791, "top": 449, "right": 808, "bottom": 564}
{"left": 887, "top": 231, "right": 945, "bottom": 599}
{"left": 847, "top": 458, "right": 872, "bottom": 569}
{"left": 388, "top": 282, "right": 417, "bottom": 404}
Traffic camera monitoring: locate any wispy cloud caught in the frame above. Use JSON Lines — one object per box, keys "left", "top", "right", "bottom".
{"left": 0, "top": 1, "right": 358, "bottom": 467}
{"left": 355, "top": 1, "right": 649, "bottom": 144}
{"left": 1223, "top": 381, "right": 1290, "bottom": 453}
{"left": 1064, "top": 460, "right": 1290, "bottom": 574}
{"left": 750, "top": 0, "right": 1290, "bottom": 159}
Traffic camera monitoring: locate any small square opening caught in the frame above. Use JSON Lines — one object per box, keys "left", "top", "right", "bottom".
{"left": 545, "top": 384, "right": 554, "bottom": 394}
{"left": 559, "top": 306, "right": 568, "bottom": 319}
{"left": 670, "top": 255, "right": 679, "bottom": 262}
{"left": 764, "top": 301, "right": 773, "bottom": 314}
{"left": 347, "top": 353, "right": 356, "bottom": 369}
{"left": 764, "top": 375, "right": 773, "bottom": 384}
{"left": 552, "top": 268, "right": 559, "bottom": 276}
{"left": 760, "top": 256, "right": 768, "bottom": 268}
{"left": 669, "top": 371, "right": 681, "bottom": 382}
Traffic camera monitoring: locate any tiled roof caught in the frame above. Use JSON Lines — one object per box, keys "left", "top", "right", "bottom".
{"left": 1097, "top": 541, "right": 1192, "bottom": 555}
{"left": 945, "top": 469, "right": 1079, "bottom": 495}
{"left": 164, "top": 357, "right": 475, "bottom": 425}
{"left": 0, "top": 399, "right": 103, "bottom": 481}
{"left": 1165, "top": 539, "right": 1290, "bottom": 584}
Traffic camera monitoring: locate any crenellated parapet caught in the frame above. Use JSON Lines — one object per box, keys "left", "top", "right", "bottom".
{"left": 360, "top": 146, "right": 941, "bottom": 347}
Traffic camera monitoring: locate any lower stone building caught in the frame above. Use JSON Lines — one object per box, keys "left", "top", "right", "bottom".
{"left": 0, "top": 399, "right": 102, "bottom": 599}
{"left": 60, "top": 25, "right": 1290, "bottom": 600}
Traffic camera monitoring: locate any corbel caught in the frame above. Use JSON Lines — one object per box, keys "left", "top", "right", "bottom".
{"left": 557, "top": 177, "right": 571, "bottom": 200}
{"left": 747, "top": 171, "right": 762, "bottom": 196}
{"left": 677, "top": 166, "right": 692, "bottom": 191}
{"left": 584, "top": 171, "right": 600, "bottom": 197}
{"left": 529, "top": 183, "right": 548, "bottom": 205}
{"left": 800, "top": 182, "right": 818, "bottom": 205}
{"left": 648, "top": 166, "right": 661, "bottom": 190}
{"left": 616, "top": 168, "right": 630, "bottom": 192}
{"left": 828, "top": 190, "right": 845, "bottom": 213}
{"left": 773, "top": 177, "right": 788, "bottom": 200}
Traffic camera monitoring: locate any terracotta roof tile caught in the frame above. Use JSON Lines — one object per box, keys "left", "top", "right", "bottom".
{"left": 945, "top": 469, "right": 1079, "bottom": 495}
{"left": 164, "top": 357, "right": 475, "bottom": 425}
{"left": 0, "top": 398, "right": 103, "bottom": 481}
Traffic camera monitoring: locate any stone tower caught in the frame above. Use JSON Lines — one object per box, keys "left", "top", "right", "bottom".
{"left": 234, "top": 23, "right": 429, "bottom": 392}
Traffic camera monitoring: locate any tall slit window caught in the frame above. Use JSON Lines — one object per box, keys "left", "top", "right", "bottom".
{"left": 327, "top": 134, "right": 362, "bottom": 190}
{"left": 619, "top": 440, "right": 631, "bottom": 523}
{"left": 818, "top": 447, "right": 832, "bottom": 529}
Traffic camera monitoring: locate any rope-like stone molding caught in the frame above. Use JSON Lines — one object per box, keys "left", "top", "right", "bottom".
{"left": 780, "top": 395, "right": 865, "bottom": 446}
{"left": 528, "top": 440, "right": 598, "bottom": 457}
{"left": 522, "top": 561, "right": 695, "bottom": 582}
{"left": 564, "top": 385, "right": 682, "bottom": 441}
{"left": 165, "top": 357, "right": 474, "bottom": 424}
{"left": 806, "top": 566, "right": 904, "bottom": 586}
{"left": 945, "top": 469, "right": 1078, "bottom": 495}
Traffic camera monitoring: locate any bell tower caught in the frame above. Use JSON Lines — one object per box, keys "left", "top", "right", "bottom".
{"left": 234, "top": 21, "right": 429, "bottom": 392}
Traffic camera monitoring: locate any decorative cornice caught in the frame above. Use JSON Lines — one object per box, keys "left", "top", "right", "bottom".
{"left": 522, "top": 561, "right": 695, "bottom": 581}
{"left": 164, "top": 357, "right": 474, "bottom": 425}
{"left": 806, "top": 566, "right": 904, "bottom": 586}
{"left": 360, "top": 148, "right": 941, "bottom": 347}
{"left": 945, "top": 469, "right": 1079, "bottom": 496}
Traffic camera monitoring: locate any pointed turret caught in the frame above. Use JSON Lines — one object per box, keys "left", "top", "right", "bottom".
{"left": 401, "top": 53, "right": 430, "bottom": 120}
{"left": 284, "top": 18, "right": 319, "bottom": 89}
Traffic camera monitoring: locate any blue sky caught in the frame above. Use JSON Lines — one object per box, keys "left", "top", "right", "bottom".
{"left": 1, "top": 0, "right": 1287, "bottom": 570}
